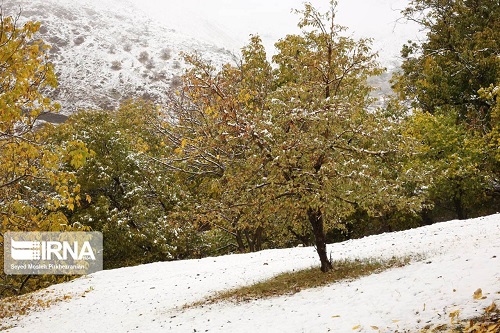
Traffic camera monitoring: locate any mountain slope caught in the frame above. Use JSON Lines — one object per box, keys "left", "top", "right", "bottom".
{"left": 5, "top": 0, "right": 234, "bottom": 114}
{"left": 3, "top": 214, "right": 499, "bottom": 332}
{"left": 5, "top": 0, "right": 420, "bottom": 114}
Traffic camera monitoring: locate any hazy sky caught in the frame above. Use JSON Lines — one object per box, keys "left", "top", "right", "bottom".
{"left": 126, "top": 0, "right": 421, "bottom": 67}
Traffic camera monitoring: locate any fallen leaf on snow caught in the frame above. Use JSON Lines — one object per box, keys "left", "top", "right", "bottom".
{"left": 473, "top": 288, "right": 483, "bottom": 300}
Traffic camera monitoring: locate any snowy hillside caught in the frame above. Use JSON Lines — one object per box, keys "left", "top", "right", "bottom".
{"left": 5, "top": 0, "right": 420, "bottom": 114}
{"left": 5, "top": 0, "right": 235, "bottom": 114}
{"left": 3, "top": 214, "right": 499, "bottom": 332}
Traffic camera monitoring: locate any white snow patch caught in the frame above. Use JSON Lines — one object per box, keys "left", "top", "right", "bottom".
{"left": 4, "top": 214, "right": 499, "bottom": 332}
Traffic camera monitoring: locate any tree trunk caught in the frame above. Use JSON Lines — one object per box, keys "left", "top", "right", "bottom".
{"left": 235, "top": 230, "right": 246, "bottom": 252}
{"left": 243, "top": 227, "right": 263, "bottom": 252}
{"left": 420, "top": 208, "right": 434, "bottom": 226}
{"left": 253, "top": 226, "right": 263, "bottom": 252}
{"left": 453, "top": 186, "right": 466, "bottom": 220}
{"left": 453, "top": 196, "right": 466, "bottom": 220}
{"left": 307, "top": 207, "right": 333, "bottom": 272}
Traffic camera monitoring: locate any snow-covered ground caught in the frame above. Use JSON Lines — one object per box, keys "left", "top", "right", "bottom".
{"left": 3, "top": 214, "right": 499, "bottom": 332}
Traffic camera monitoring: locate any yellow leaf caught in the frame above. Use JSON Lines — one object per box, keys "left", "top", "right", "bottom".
{"left": 86, "top": 194, "right": 92, "bottom": 203}
{"left": 487, "top": 324, "right": 499, "bottom": 332}
{"left": 473, "top": 288, "right": 483, "bottom": 300}
{"left": 485, "top": 302, "right": 496, "bottom": 313}
{"left": 371, "top": 326, "right": 379, "bottom": 330}
{"left": 352, "top": 325, "right": 361, "bottom": 330}
{"left": 449, "top": 309, "right": 460, "bottom": 324}
{"left": 331, "top": 315, "right": 340, "bottom": 318}
{"left": 181, "top": 138, "right": 188, "bottom": 148}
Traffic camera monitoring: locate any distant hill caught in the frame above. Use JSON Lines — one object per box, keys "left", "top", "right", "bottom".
{"left": 5, "top": 0, "right": 234, "bottom": 114}
{"left": 5, "top": 0, "right": 419, "bottom": 115}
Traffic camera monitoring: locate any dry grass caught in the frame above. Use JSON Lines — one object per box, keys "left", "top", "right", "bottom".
{"left": 187, "top": 256, "right": 410, "bottom": 308}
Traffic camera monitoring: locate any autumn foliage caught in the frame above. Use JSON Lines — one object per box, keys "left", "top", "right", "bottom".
{"left": 0, "top": 0, "right": 498, "bottom": 296}
{"left": 0, "top": 10, "right": 89, "bottom": 297}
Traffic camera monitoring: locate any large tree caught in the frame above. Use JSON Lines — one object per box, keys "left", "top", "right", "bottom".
{"left": 266, "top": 1, "right": 425, "bottom": 271}
{"left": 0, "top": 11, "right": 88, "bottom": 297}
{"left": 166, "top": 1, "right": 426, "bottom": 272}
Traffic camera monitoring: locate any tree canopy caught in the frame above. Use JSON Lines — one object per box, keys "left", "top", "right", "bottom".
{"left": 0, "top": 10, "right": 89, "bottom": 297}
{"left": 393, "top": 0, "right": 500, "bottom": 221}
{"left": 162, "top": 1, "right": 428, "bottom": 272}
{"left": 393, "top": 0, "right": 499, "bottom": 131}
